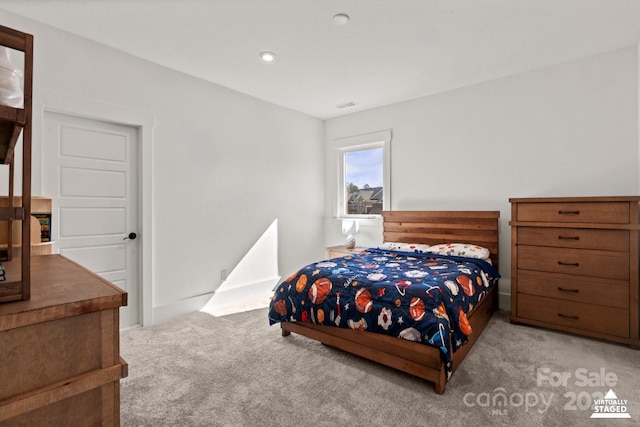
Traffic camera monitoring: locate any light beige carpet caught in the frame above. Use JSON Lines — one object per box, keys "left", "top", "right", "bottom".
{"left": 120, "top": 309, "right": 640, "bottom": 426}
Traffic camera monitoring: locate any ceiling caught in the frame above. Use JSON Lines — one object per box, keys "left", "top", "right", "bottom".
{"left": 2, "top": 0, "right": 640, "bottom": 119}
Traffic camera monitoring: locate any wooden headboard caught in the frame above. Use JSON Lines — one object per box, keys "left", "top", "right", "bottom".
{"left": 381, "top": 211, "right": 500, "bottom": 269}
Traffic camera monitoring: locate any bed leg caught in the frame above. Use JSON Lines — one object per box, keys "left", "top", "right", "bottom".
{"left": 281, "top": 326, "right": 291, "bottom": 337}
{"left": 434, "top": 366, "right": 447, "bottom": 394}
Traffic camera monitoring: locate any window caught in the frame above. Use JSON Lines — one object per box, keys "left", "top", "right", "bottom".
{"left": 336, "top": 130, "right": 391, "bottom": 218}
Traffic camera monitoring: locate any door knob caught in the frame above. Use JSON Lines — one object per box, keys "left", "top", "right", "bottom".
{"left": 123, "top": 232, "right": 137, "bottom": 240}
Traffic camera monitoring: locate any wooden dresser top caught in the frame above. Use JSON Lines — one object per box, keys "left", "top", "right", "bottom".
{"left": 509, "top": 196, "right": 640, "bottom": 203}
{"left": 0, "top": 255, "right": 127, "bottom": 331}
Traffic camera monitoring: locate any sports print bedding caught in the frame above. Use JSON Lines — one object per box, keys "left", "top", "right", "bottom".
{"left": 268, "top": 247, "right": 500, "bottom": 380}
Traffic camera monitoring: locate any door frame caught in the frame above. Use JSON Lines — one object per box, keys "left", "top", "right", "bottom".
{"left": 33, "top": 89, "right": 155, "bottom": 326}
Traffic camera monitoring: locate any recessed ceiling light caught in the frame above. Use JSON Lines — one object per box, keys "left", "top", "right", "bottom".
{"left": 333, "top": 13, "right": 350, "bottom": 25}
{"left": 260, "top": 51, "right": 276, "bottom": 62}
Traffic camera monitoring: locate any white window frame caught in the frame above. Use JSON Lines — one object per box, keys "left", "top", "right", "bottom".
{"left": 336, "top": 129, "right": 391, "bottom": 219}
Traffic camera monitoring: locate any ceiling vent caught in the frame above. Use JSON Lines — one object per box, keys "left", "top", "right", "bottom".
{"left": 335, "top": 101, "right": 359, "bottom": 109}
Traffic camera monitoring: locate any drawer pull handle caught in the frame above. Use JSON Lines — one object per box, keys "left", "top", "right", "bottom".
{"left": 558, "top": 261, "right": 580, "bottom": 267}
{"left": 558, "top": 210, "right": 580, "bottom": 215}
{"left": 558, "top": 287, "right": 579, "bottom": 293}
{"left": 558, "top": 313, "right": 579, "bottom": 321}
{"left": 558, "top": 236, "right": 580, "bottom": 240}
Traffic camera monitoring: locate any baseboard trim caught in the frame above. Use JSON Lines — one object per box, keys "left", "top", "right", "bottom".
{"left": 498, "top": 291, "right": 510, "bottom": 312}
{"left": 151, "top": 283, "right": 510, "bottom": 323}
{"left": 152, "top": 292, "right": 215, "bottom": 325}
{"left": 200, "top": 278, "right": 280, "bottom": 317}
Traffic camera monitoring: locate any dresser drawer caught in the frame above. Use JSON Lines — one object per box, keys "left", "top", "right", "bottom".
{"left": 517, "top": 294, "right": 629, "bottom": 338}
{"left": 517, "top": 246, "right": 629, "bottom": 280}
{"left": 516, "top": 202, "right": 630, "bottom": 224}
{"left": 516, "top": 270, "right": 628, "bottom": 309}
{"left": 517, "top": 227, "right": 628, "bottom": 251}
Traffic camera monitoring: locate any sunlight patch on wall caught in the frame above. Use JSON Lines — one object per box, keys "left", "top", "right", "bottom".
{"left": 201, "top": 219, "right": 280, "bottom": 316}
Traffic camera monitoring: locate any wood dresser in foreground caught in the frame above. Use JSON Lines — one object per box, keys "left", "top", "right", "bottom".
{"left": 510, "top": 196, "right": 640, "bottom": 348}
{"left": 0, "top": 255, "right": 128, "bottom": 426}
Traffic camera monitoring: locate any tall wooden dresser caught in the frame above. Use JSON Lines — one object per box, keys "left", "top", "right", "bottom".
{"left": 0, "top": 255, "right": 128, "bottom": 426}
{"left": 510, "top": 196, "right": 640, "bottom": 348}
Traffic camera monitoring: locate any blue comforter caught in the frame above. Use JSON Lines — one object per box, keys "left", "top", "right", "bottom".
{"left": 268, "top": 248, "right": 500, "bottom": 380}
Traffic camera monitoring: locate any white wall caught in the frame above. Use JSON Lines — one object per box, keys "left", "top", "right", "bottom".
{"left": 2, "top": 10, "right": 637, "bottom": 317}
{"left": 0, "top": 10, "right": 325, "bottom": 323}
{"left": 324, "top": 47, "right": 639, "bottom": 308}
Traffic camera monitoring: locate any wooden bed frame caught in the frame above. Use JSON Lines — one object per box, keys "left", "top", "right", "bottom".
{"left": 280, "top": 210, "right": 500, "bottom": 394}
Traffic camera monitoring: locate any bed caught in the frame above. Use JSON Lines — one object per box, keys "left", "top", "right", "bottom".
{"left": 268, "top": 210, "right": 500, "bottom": 393}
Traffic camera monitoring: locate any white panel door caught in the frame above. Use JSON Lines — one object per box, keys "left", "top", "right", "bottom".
{"left": 43, "top": 112, "right": 140, "bottom": 328}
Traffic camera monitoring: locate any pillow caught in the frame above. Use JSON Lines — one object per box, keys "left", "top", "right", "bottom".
{"left": 427, "top": 243, "right": 491, "bottom": 260}
{"left": 377, "top": 242, "right": 431, "bottom": 253}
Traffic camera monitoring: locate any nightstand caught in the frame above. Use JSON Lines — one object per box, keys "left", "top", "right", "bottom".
{"left": 326, "top": 245, "right": 366, "bottom": 259}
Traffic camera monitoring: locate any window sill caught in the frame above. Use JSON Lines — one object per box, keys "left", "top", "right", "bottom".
{"left": 333, "top": 216, "right": 382, "bottom": 227}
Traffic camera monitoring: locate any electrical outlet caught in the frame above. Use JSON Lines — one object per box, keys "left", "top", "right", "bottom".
{"left": 220, "top": 269, "right": 228, "bottom": 281}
